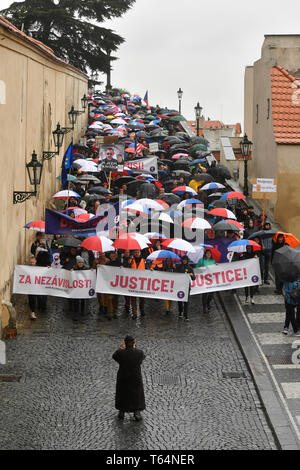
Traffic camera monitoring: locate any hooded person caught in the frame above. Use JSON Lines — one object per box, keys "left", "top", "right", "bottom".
{"left": 112, "top": 335, "right": 146, "bottom": 421}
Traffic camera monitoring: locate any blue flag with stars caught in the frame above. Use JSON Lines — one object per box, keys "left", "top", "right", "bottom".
{"left": 61, "top": 141, "right": 73, "bottom": 186}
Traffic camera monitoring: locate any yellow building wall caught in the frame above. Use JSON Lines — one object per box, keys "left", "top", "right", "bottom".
{"left": 276, "top": 145, "right": 300, "bottom": 238}
{"left": 0, "top": 25, "right": 88, "bottom": 331}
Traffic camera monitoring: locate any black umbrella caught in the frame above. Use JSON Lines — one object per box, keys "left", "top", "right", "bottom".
{"left": 213, "top": 199, "right": 228, "bottom": 208}
{"left": 191, "top": 174, "right": 214, "bottom": 182}
{"left": 126, "top": 179, "right": 146, "bottom": 196}
{"left": 249, "top": 230, "right": 277, "bottom": 240}
{"left": 173, "top": 170, "right": 191, "bottom": 177}
{"left": 112, "top": 176, "right": 137, "bottom": 188}
{"left": 272, "top": 246, "right": 300, "bottom": 282}
{"left": 84, "top": 194, "right": 106, "bottom": 202}
{"left": 160, "top": 193, "right": 181, "bottom": 205}
{"left": 217, "top": 165, "right": 231, "bottom": 179}
{"left": 212, "top": 221, "right": 239, "bottom": 231}
{"left": 75, "top": 175, "right": 101, "bottom": 183}
{"left": 89, "top": 186, "right": 112, "bottom": 195}
{"left": 59, "top": 237, "right": 81, "bottom": 248}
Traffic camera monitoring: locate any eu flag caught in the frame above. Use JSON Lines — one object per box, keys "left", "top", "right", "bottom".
{"left": 61, "top": 141, "right": 73, "bottom": 186}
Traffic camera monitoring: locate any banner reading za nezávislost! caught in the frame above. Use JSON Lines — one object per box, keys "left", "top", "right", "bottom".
{"left": 190, "top": 258, "right": 261, "bottom": 295}
{"left": 13, "top": 266, "right": 97, "bottom": 299}
{"left": 96, "top": 266, "right": 190, "bottom": 302}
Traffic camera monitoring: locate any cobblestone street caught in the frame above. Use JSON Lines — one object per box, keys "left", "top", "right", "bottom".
{"left": 0, "top": 293, "right": 276, "bottom": 450}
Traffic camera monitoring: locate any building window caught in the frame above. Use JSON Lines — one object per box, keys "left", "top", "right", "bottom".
{"left": 267, "top": 98, "right": 270, "bottom": 119}
{"left": 256, "top": 104, "right": 259, "bottom": 124}
{"left": 0, "top": 80, "right": 6, "bottom": 105}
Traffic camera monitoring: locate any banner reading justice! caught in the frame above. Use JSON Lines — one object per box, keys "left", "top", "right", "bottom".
{"left": 96, "top": 266, "right": 190, "bottom": 302}
{"left": 190, "top": 258, "right": 261, "bottom": 295}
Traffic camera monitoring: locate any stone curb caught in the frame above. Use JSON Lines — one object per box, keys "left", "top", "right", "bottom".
{"left": 218, "top": 290, "right": 300, "bottom": 450}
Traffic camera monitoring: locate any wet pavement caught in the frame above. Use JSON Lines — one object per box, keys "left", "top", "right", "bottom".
{"left": 0, "top": 293, "right": 277, "bottom": 450}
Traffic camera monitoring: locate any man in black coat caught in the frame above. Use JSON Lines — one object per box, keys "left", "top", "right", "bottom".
{"left": 112, "top": 335, "right": 145, "bottom": 421}
{"left": 175, "top": 255, "right": 195, "bottom": 321}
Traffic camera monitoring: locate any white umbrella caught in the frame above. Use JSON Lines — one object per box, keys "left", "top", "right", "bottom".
{"left": 52, "top": 190, "right": 81, "bottom": 199}
{"left": 111, "top": 118, "right": 127, "bottom": 125}
{"left": 158, "top": 213, "right": 174, "bottom": 224}
{"left": 137, "top": 198, "right": 165, "bottom": 211}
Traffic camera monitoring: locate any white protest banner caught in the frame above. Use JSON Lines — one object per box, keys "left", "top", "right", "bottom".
{"left": 190, "top": 258, "right": 261, "bottom": 295}
{"left": 149, "top": 142, "right": 159, "bottom": 153}
{"left": 13, "top": 266, "right": 97, "bottom": 299}
{"left": 125, "top": 157, "right": 158, "bottom": 174}
{"left": 96, "top": 266, "right": 190, "bottom": 302}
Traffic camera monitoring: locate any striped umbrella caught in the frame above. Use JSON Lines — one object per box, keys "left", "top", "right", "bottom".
{"left": 161, "top": 238, "right": 196, "bottom": 256}
{"left": 220, "top": 191, "right": 246, "bottom": 200}
{"left": 201, "top": 182, "right": 226, "bottom": 191}
{"left": 147, "top": 250, "right": 181, "bottom": 264}
{"left": 227, "top": 239, "right": 261, "bottom": 253}
{"left": 182, "top": 218, "right": 211, "bottom": 230}
{"left": 63, "top": 207, "right": 88, "bottom": 217}
{"left": 80, "top": 236, "right": 114, "bottom": 252}
{"left": 208, "top": 208, "right": 237, "bottom": 220}
{"left": 24, "top": 220, "right": 45, "bottom": 232}
{"left": 177, "top": 199, "right": 204, "bottom": 210}
{"left": 172, "top": 186, "right": 197, "bottom": 196}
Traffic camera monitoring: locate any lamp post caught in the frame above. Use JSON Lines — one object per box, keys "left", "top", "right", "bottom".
{"left": 81, "top": 94, "right": 88, "bottom": 110}
{"left": 13, "top": 151, "right": 43, "bottom": 204}
{"left": 43, "top": 122, "right": 65, "bottom": 160}
{"left": 194, "top": 102, "right": 203, "bottom": 137}
{"left": 177, "top": 88, "right": 183, "bottom": 114}
{"left": 240, "top": 134, "right": 253, "bottom": 197}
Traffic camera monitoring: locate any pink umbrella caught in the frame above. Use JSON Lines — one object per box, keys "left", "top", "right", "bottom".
{"left": 172, "top": 153, "right": 189, "bottom": 160}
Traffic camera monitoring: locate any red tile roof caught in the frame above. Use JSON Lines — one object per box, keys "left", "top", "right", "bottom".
{"left": 186, "top": 121, "right": 204, "bottom": 136}
{"left": 204, "top": 120, "right": 224, "bottom": 129}
{"left": 271, "top": 65, "right": 300, "bottom": 144}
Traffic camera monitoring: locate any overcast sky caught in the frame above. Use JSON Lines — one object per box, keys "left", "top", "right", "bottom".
{"left": 2, "top": 0, "right": 300, "bottom": 127}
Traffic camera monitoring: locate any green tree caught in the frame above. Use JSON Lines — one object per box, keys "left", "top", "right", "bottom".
{"left": 1, "top": 0, "right": 135, "bottom": 74}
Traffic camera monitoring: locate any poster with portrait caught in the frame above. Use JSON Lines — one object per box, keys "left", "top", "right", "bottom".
{"left": 98, "top": 143, "right": 125, "bottom": 172}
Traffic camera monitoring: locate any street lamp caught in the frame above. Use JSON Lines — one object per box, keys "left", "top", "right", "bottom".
{"left": 240, "top": 134, "right": 253, "bottom": 197}
{"left": 43, "top": 122, "right": 65, "bottom": 160}
{"left": 177, "top": 88, "right": 183, "bottom": 114}
{"left": 13, "top": 151, "right": 43, "bottom": 204}
{"left": 194, "top": 102, "right": 203, "bottom": 137}
{"left": 81, "top": 94, "right": 89, "bottom": 110}
{"left": 61, "top": 105, "right": 80, "bottom": 134}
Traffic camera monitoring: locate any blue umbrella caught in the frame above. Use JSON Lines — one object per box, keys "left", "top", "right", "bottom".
{"left": 189, "top": 159, "right": 207, "bottom": 165}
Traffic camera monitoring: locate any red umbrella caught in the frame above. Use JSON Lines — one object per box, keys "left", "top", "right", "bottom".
{"left": 75, "top": 213, "right": 94, "bottom": 222}
{"left": 113, "top": 234, "right": 149, "bottom": 250}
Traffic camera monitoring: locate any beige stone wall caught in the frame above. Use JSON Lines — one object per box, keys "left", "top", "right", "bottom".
{"left": 276, "top": 145, "right": 300, "bottom": 238}
{"left": 0, "top": 24, "right": 88, "bottom": 330}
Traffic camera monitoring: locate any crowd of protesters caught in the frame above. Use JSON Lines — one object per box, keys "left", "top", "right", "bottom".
{"left": 25, "top": 88, "right": 300, "bottom": 336}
